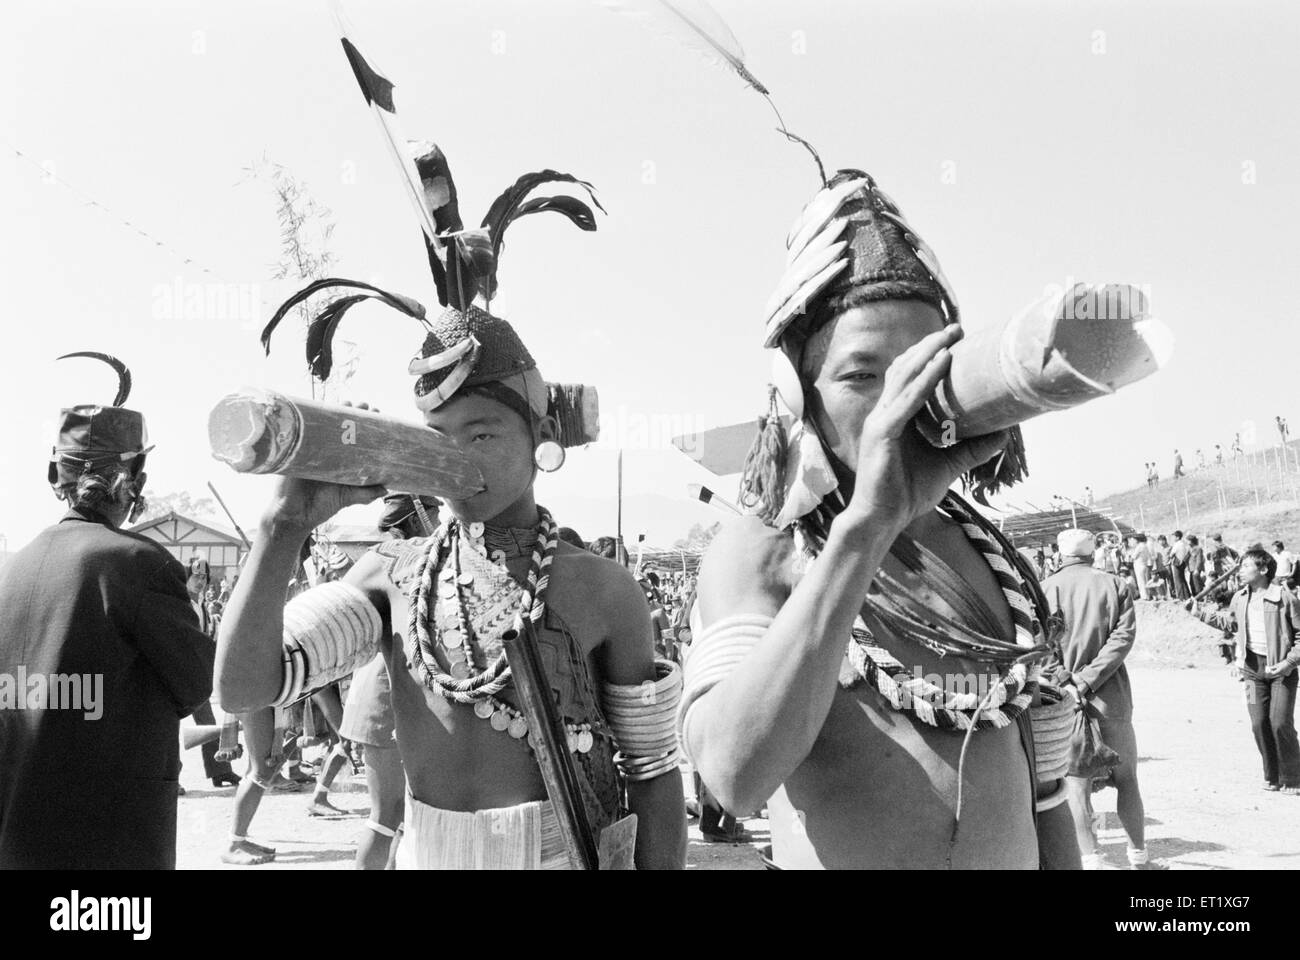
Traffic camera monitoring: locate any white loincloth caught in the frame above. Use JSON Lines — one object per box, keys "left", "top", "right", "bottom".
{"left": 396, "top": 793, "right": 572, "bottom": 870}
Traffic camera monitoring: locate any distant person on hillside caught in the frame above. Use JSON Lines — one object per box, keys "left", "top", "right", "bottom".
{"left": 1187, "top": 535, "right": 1206, "bottom": 596}
{"left": 1215, "top": 444, "right": 1224, "bottom": 467}
{"left": 1278, "top": 416, "right": 1290, "bottom": 445}
{"left": 1144, "top": 463, "right": 1155, "bottom": 490}
{"left": 1232, "top": 434, "right": 1243, "bottom": 460}
{"left": 1151, "top": 464, "right": 1160, "bottom": 488}
{"left": 1192, "top": 546, "right": 1300, "bottom": 795}
{"left": 1169, "top": 530, "right": 1191, "bottom": 601}
{"left": 1172, "top": 450, "right": 1184, "bottom": 479}
{"left": 1274, "top": 541, "right": 1296, "bottom": 590}
{"left": 1196, "top": 449, "right": 1207, "bottom": 470}
{"left": 1044, "top": 530, "right": 1161, "bottom": 869}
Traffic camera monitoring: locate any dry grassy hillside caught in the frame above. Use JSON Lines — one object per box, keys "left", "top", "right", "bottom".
{"left": 1093, "top": 441, "right": 1300, "bottom": 548}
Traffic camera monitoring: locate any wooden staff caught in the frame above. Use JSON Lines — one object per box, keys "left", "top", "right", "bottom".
{"left": 183, "top": 725, "right": 223, "bottom": 750}
{"left": 206, "top": 480, "right": 251, "bottom": 549}
{"left": 208, "top": 390, "right": 484, "bottom": 501}
{"left": 1186, "top": 561, "right": 1242, "bottom": 607}
{"left": 501, "top": 617, "right": 599, "bottom": 870}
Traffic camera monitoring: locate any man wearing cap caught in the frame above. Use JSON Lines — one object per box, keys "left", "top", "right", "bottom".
{"left": 0, "top": 353, "right": 214, "bottom": 869}
{"left": 1042, "top": 529, "right": 1158, "bottom": 869}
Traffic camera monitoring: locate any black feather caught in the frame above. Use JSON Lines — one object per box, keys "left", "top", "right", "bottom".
{"left": 261, "top": 278, "right": 427, "bottom": 359}
{"left": 339, "top": 37, "right": 395, "bottom": 112}
{"left": 305, "top": 294, "right": 372, "bottom": 380}
{"left": 57, "top": 351, "right": 132, "bottom": 406}
{"left": 261, "top": 278, "right": 428, "bottom": 380}
{"left": 514, "top": 195, "right": 599, "bottom": 232}
{"left": 479, "top": 171, "right": 604, "bottom": 294}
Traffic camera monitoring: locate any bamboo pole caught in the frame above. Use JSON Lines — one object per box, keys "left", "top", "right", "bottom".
{"left": 208, "top": 390, "right": 483, "bottom": 500}
{"left": 913, "top": 283, "right": 1169, "bottom": 446}
{"left": 616, "top": 449, "right": 625, "bottom": 567}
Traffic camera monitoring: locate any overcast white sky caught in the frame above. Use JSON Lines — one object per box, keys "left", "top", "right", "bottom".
{"left": 2, "top": 0, "right": 1297, "bottom": 552}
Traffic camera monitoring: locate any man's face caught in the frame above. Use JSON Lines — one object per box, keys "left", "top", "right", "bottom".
{"left": 424, "top": 392, "right": 554, "bottom": 523}
{"left": 1240, "top": 556, "right": 1267, "bottom": 587}
{"left": 800, "top": 299, "right": 946, "bottom": 475}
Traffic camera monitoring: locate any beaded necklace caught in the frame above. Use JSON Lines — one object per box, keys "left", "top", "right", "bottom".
{"left": 406, "top": 508, "right": 594, "bottom": 753}
{"left": 797, "top": 491, "right": 1049, "bottom": 732}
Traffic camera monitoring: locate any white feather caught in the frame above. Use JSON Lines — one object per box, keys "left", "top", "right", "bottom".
{"left": 598, "top": 0, "right": 768, "bottom": 93}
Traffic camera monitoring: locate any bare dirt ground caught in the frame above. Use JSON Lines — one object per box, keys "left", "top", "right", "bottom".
{"left": 176, "top": 764, "right": 767, "bottom": 870}
{"left": 176, "top": 602, "right": 1293, "bottom": 870}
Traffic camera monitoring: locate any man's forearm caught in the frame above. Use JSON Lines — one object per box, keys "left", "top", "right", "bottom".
{"left": 628, "top": 775, "right": 687, "bottom": 869}
{"left": 215, "top": 520, "right": 309, "bottom": 711}
{"left": 691, "top": 510, "right": 901, "bottom": 813}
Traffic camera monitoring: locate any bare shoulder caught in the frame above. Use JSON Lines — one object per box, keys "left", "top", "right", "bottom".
{"left": 548, "top": 542, "right": 653, "bottom": 680}
{"left": 549, "top": 542, "right": 648, "bottom": 623}
{"left": 696, "top": 515, "right": 796, "bottom": 626}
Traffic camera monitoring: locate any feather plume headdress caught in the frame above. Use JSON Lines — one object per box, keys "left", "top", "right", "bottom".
{"left": 259, "top": 5, "right": 603, "bottom": 448}
{"left": 601, "top": 1, "right": 1027, "bottom": 525}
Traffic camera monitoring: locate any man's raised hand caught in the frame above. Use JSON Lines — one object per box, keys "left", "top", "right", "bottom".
{"left": 847, "top": 324, "right": 1009, "bottom": 529}
{"left": 259, "top": 401, "right": 387, "bottom": 532}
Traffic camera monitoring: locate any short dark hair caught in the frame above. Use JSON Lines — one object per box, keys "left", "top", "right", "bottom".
{"left": 1188, "top": 535, "right": 1199, "bottom": 546}
{"left": 1174, "top": 530, "right": 1183, "bottom": 538}
{"left": 1274, "top": 540, "right": 1285, "bottom": 551}
{"left": 1242, "top": 545, "right": 1277, "bottom": 580}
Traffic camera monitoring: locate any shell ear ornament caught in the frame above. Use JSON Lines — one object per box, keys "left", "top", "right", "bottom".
{"left": 534, "top": 440, "right": 565, "bottom": 473}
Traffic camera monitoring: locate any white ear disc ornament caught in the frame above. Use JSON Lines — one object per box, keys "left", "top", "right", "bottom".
{"left": 534, "top": 440, "right": 565, "bottom": 473}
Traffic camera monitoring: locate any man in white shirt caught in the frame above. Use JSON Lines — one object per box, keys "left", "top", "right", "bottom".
{"left": 1273, "top": 541, "right": 1296, "bottom": 589}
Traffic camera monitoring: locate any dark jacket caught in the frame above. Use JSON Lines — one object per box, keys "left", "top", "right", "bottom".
{"left": 0, "top": 509, "right": 214, "bottom": 869}
{"left": 1042, "top": 557, "right": 1137, "bottom": 719}
{"left": 1197, "top": 581, "right": 1300, "bottom": 671}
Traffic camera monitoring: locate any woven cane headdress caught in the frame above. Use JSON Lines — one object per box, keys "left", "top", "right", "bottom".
{"left": 740, "top": 170, "right": 1029, "bottom": 527}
